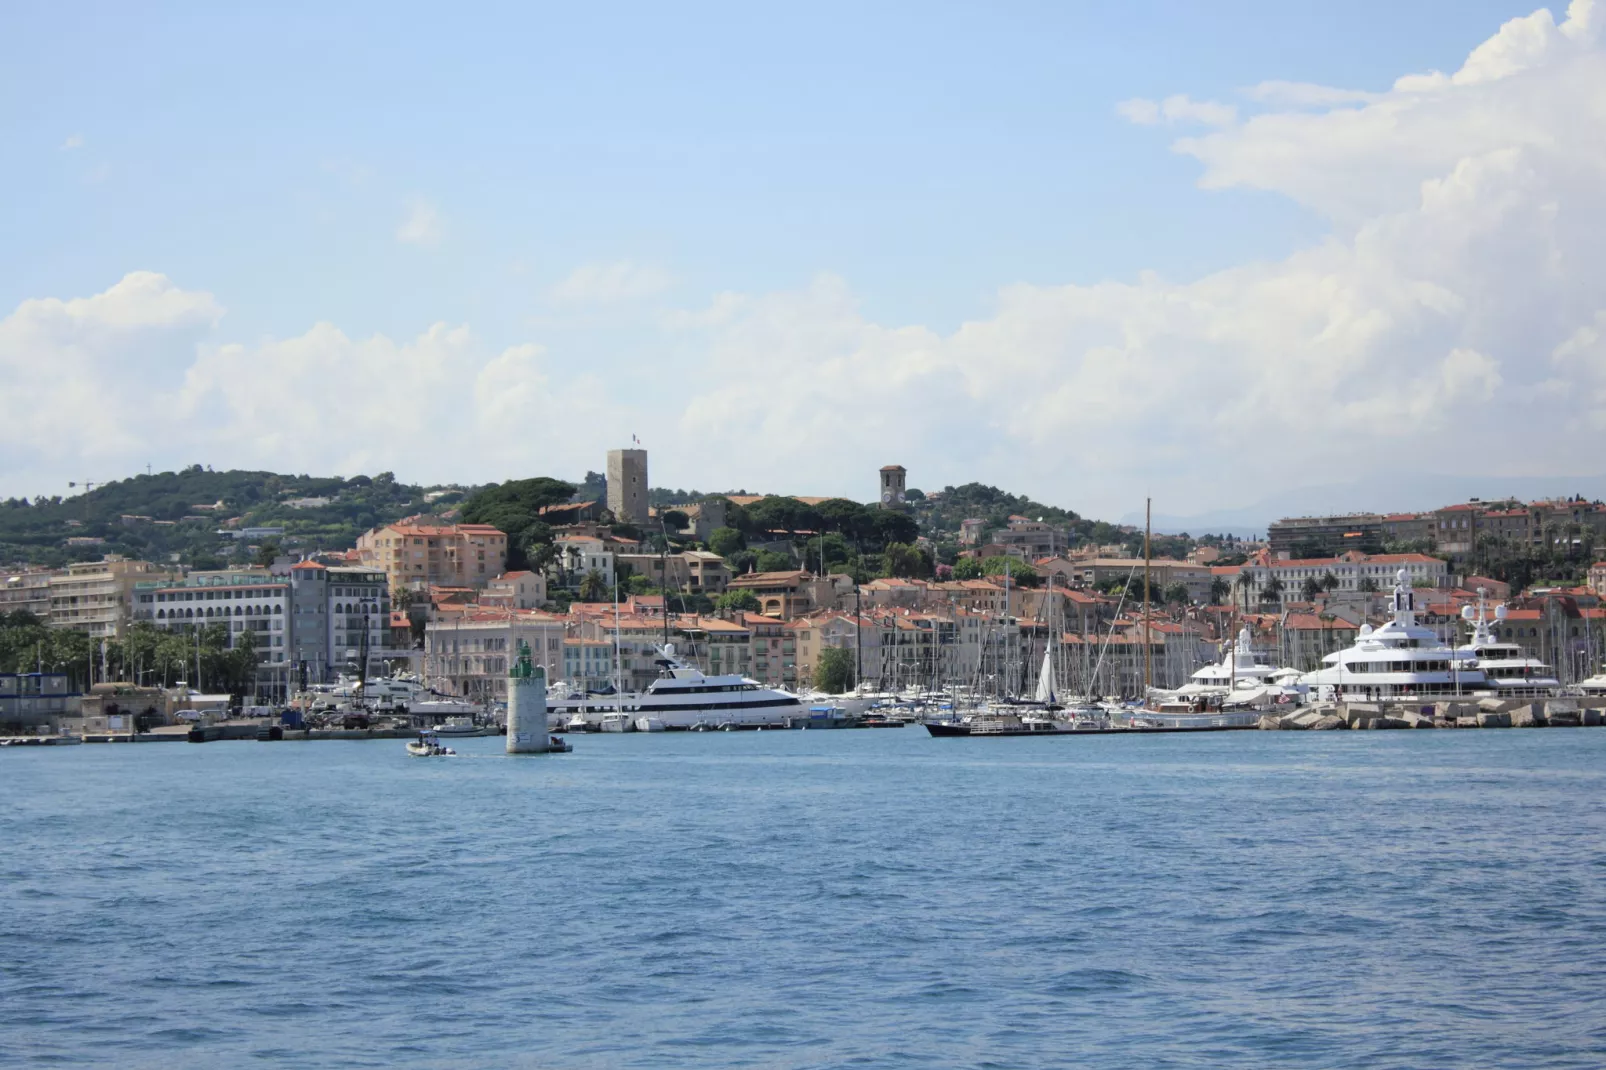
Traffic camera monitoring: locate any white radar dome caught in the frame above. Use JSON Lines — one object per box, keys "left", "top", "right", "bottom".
{"left": 1495, "top": 605, "right": 1508, "bottom": 620}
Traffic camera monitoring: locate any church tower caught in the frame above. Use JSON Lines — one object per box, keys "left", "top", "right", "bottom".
{"left": 878, "top": 465, "right": 907, "bottom": 509}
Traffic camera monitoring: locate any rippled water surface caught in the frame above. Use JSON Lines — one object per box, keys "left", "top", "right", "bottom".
{"left": 5, "top": 729, "right": 1606, "bottom": 1068}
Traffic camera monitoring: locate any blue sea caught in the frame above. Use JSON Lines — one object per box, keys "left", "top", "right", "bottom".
{"left": 4, "top": 728, "right": 1606, "bottom": 1069}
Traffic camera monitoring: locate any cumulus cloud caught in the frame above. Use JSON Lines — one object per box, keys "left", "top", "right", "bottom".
{"left": 7, "top": 3, "right": 1606, "bottom": 517}
{"left": 0, "top": 274, "right": 606, "bottom": 494}
{"left": 549, "top": 260, "right": 672, "bottom": 304}
{"left": 656, "top": 1, "right": 1606, "bottom": 511}
{"left": 395, "top": 196, "right": 443, "bottom": 246}
{"left": 0, "top": 272, "right": 222, "bottom": 479}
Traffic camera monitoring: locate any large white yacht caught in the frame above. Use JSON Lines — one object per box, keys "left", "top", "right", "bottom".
{"left": 630, "top": 645, "right": 803, "bottom": 729}
{"left": 1457, "top": 590, "right": 1560, "bottom": 697}
{"left": 545, "top": 646, "right": 803, "bottom": 730}
{"left": 1177, "top": 625, "right": 1285, "bottom": 696}
{"left": 1302, "top": 570, "right": 1487, "bottom": 701}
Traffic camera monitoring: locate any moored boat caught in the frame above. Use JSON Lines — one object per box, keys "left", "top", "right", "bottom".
{"left": 1301, "top": 569, "right": 1488, "bottom": 701}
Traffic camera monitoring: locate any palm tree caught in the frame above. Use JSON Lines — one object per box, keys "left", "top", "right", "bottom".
{"left": 1358, "top": 576, "right": 1379, "bottom": 594}
{"left": 1320, "top": 571, "right": 1340, "bottom": 594}
{"left": 1260, "top": 576, "right": 1285, "bottom": 605}
{"left": 1301, "top": 576, "right": 1322, "bottom": 603}
{"left": 578, "top": 568, "right": 607, "bottom": 603}
{"left": 1209, "top": 576, "right": 1231, "bottom": 604}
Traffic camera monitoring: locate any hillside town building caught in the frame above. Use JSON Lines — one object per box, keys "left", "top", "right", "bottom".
{"left": 356, "top": 517, "right": 507, "bottom": 591}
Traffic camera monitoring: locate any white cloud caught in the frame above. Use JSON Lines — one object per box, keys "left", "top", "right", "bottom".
{"left": 395, "top": 196, "right": 443, "bottom": 246}
{"left": 8, "top": 4, "right": 1606, "bottom": 518}
{"left": 549, "top": 260, "right": 672, "bottom": 304}
{"left": 1174, "top": 1, "right": 1606, "bottom": 225}
{"left": 0, "top": 273, "right": 223, "bottom": 483}
{"left": 60, "top": 134, "right": 84, "bottom": 151}
{"left": 1244, "top": 81, "right": 1380, "bottom": 107}
{"left": 0, "top": 273, "right": 609, "bottom": 495}
{"left": 1116, "top": 94, "right": 1237, "bottom": 127}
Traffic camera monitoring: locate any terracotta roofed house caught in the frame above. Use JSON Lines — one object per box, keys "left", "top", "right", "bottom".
{"left": 357, "top": 516, "right": 507, "bottom": 592}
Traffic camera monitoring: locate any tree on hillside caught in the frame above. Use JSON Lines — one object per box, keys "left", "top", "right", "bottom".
{"left": 814, "top": 647, "right": 856, "bottom": 693}
{"left": 461, "top": 477, "right": 576, "bottom": 531}
{"left": 882, "top": 542, "right": 933, "bottom": 579}
{"left": 952, "top": 557, "right": 984, "bottom": 581}
{"left": 815, "top": 498, "right": 875, "bottom": 543}
{"left": 460, "top": 477, "right": 576, "bottom": 571}
{"left": 981, "top": 556, "right": 1040, "bottom": 586}
{"left": 708, "top": 527, "right": 745, "bottom": 557}
{"left": 743, "top": 496, "right": 820, "bottom": 536}
{"left": 870, "top": 510, "right": 919, "bottom": 548}
{"left": 1164, "top": 582, "right": 1190, "bottom": 606}
{"left": 754, "top": 549, "right": 794, "bottom": 573}
{"left": 578, "top": 569, "right": 608, "bottom": 602}
{"left": 716, "top": 590, "right": 760, "bottom": 613}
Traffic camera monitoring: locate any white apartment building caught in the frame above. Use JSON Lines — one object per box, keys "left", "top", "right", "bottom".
{"left": 556, "top": 536, "right": 615, "bottom": 587}
{"left": 1241, "top": 551, "right": 1447, "bottom": 597}
{"left": 134, "top": 569, "right": 293, "bottom": 700}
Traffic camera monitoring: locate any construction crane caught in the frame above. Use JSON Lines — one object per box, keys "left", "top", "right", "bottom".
{"left": 67, "top": 481, "right": 99, "bottom": 495}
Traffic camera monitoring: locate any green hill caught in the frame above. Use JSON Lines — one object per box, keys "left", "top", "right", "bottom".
{"left": 0, "top": 467, "right": 463, "bottom": 568}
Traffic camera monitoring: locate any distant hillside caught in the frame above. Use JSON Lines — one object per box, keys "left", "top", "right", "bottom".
{"left": 0, "top": 467, "right": 467, "bottom": 568}
{"left": 914, "top": 482, "right": 1194, "bottom": 558}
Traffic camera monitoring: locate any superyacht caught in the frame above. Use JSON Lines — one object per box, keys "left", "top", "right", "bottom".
{"left": 630, "top": 645, "right": 804, "bottom": 729}
{"left": 1302, "top": 570, "right": 1487, "bottom": 701}
{"left": 1457, "top": 590, "right": 1560, "bottom": 697}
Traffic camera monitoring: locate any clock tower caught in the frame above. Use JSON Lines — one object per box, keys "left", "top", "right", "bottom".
{"left": 878, "top": 465, "right": 907, "bottom": 509}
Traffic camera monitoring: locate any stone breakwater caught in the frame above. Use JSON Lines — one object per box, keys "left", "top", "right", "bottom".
{"left": 1258, "top": 697, "right": 1606, "bottom": 731}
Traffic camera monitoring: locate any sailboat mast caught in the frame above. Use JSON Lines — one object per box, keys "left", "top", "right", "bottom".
{"left": 1143, "top": 498, "right": 1152, "bottom": 695}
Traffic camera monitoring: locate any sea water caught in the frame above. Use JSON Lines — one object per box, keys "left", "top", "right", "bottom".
{"left": 3, "top": 729, "right": 1605, "bottom": 1069}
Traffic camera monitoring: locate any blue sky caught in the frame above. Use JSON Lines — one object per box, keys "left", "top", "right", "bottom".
{"left": 3, "top": 1, "right": 1601, "bottom": 519}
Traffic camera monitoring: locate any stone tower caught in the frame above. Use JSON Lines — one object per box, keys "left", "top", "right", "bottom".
{"left": 878, "top": 465, "right": 907, "bottom": 509}
{"left": 606, "top": 448, "right": 649, "bottom": 526}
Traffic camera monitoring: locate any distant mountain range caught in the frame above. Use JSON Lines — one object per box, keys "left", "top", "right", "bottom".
{"left": 1125, "top": 473, "right": 1606, "bottom": 539}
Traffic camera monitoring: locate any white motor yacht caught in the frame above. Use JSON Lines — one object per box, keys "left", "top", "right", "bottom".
{"left": 1457, "top": 590, "right": 1561, "bottom": 697}
{"left": 631, "top": 644, "right": 803, "bottom": 729}
{"left": 1301, "top": 570, "right": 1487, "bottom": 701}
{"left": 1178, "top": 625, "right": 1284, "bottom": 696}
